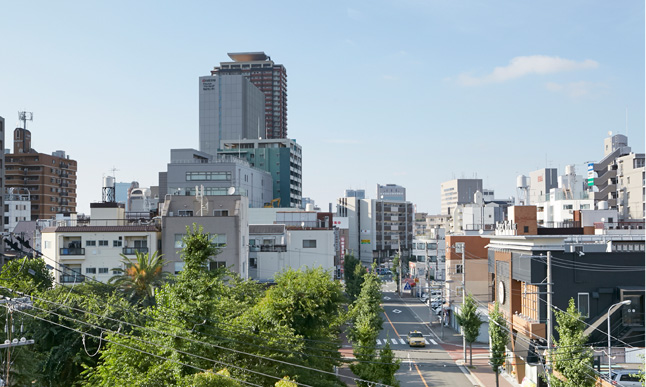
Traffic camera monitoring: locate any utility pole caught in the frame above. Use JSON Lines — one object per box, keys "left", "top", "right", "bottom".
{"left": 546, "top": 251, "right": 553, "bottom": 387}
{"left": 0, "top": 297, "right": 35, "bottom": 387}
{"left": 455, "top": 242, "right": 466, "bottom": 362}
{"left": 398, "top": 240, "right": 402, "bottom": 297}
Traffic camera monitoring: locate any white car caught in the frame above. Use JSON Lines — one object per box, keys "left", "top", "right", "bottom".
{"left": 608, "top": 369, "right": 642, "bottom": 386}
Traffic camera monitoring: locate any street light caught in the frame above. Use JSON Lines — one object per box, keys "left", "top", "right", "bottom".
{"left": 607, "top": 300, "right": 631, "bottom": 377}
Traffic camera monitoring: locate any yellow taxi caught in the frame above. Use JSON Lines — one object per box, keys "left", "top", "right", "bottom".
{"left": 407, "top": 330, "right": 425, "bottom": 347}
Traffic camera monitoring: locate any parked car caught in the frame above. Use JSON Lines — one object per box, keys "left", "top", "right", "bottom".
{"left": 608, "top": 369, "right": 642, "bottom": 386}
{"left": 407, "top": 331, "right": 425, "bottom": 347}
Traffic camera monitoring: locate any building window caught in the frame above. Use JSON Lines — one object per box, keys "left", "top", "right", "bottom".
{"left": 213, "top": 209, "right": 229, "bottom": 217}
{"left": 113, "top": 240, "right": 122, "bottom": 247}
{"left": 178, "top": 210, "right": 193, "bottom": 217}
{"left": 209, "top": 261, "right": 226, "bottom": 271}
{"left": 85, "top": 268, "right": 96, "bottom": 274}
{"left": 303, "top": 240, "right": 317, "bottom": 248}
{"left": 86, "top": 240, "right": 96, "bottom": 246}
{"left": 174, "top": 262, "right": 185, "bottom": 274}
{"left": 98, "top": 268, "right": 109, "bottom": 274}
{"left": 185, "top": 171, "right": 231, "bottom": 181}
{"left": 98, "top": 240, "right": 108, "bottom": 247}
{"left": 523, "top": 226, "right": 529, "bottom": 233}
{"left": 577, "top": 293, "right": 590, "bottom": 318}
{"left": 212, "top": 235, "right": 227, "bottom": 248}
{"left": 174, "top": 234, "right": 186, "bottom": 249}
{"left": 455, "top": 264, "right": 463, "bottom": 274}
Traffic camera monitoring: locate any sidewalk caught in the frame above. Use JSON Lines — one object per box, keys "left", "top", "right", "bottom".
{"left": 399, "top": 292, "right": 522, "bottom": 387}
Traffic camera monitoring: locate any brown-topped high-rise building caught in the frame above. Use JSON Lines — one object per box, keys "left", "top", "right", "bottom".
{"left": 5, "top": 127, "right": 77, "bottom": 220}
{"left": 210, "top": 52, "right": 287, "bottom": 139}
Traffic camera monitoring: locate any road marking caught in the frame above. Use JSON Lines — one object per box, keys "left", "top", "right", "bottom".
{"left": 383, "top": 310, "right": 400, "bottom": 337}
{"left": 429, "top": 339, "right": 438, "bottom": 345}
{"left": 376, "top": 339, "right": 382, "bottom": 345}
{"left": 399, "top": 338, "right": 406, "bottom": 345}
{"left": 424, "top": 339, "right": 429, "bottom": 345}
{"left": 414, "top": 363, "right": 430, "bottom": 387}
{"left": 391, "top": 338, "right": 398, "bottom": 345}
{"left": 383, "top": 296, "right": 391, "bottom": 300}
{"left": 392, "top": 309, "right": 402, "bottom": 314}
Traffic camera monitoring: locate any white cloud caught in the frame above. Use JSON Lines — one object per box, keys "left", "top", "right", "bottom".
{"left": 545, "top": 81, "right": 606, "bottom": 98}
{"left": 458, "top": 55, "right": 599, "bottom": 86}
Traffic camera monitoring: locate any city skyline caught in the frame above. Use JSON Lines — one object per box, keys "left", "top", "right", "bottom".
{"left": 1, "top": 1, "right": 643, "bottom": 215}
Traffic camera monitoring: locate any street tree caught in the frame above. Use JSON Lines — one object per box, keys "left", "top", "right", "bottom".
{"left": 391, "top": 253, "right": 400, "bottom": 293}
{"left": 349, "top": 270, "right": 399, "bottom": 386}
{"left": 343, "top": 254, "right": 365, "bottom": 302}
{"left": 550, "top": 298, "right": 595, "bottom": 387}
{"left": 488, "top": 301, "right": 509, "bottom": 387}
{"left": 109, "top": 251, "right": 169, "bottom": 306}
{"left": 456, "top": 292, "right": 483, "bottom": 366}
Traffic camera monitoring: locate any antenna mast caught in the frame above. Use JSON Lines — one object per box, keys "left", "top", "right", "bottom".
{"left": 17, "top": 111, "right": 33, "bottom": 153}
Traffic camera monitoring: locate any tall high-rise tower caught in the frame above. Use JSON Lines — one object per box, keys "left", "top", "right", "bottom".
{"left": 211, "top": 52, "right": 287, "bottom": 139}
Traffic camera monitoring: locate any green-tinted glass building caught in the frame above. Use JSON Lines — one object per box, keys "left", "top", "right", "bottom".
{"left": 220, "top": 138, "right": 302, "bottom": 208}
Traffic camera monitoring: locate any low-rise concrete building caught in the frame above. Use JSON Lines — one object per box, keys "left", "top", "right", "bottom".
{"left": 41, "top": 202, "right": 161, "bottom": 284}
{"left": 159, "top": 194, "right": 249, "bottom": 277}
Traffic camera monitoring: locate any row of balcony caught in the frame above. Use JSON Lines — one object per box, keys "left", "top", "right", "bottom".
{"left": 249, "top": 245, "right": 287, "bottom": 253}
{"left": 60, "top": 247, "right": 149, "bottom": 256}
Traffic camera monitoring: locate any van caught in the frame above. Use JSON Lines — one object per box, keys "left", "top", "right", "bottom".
{"left": 608, "top": 369, "right": 642, "bottom": 386}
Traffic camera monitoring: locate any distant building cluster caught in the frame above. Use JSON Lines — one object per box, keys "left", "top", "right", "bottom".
{"left": 0, "top": 53, "right": 643, "bottom": 387}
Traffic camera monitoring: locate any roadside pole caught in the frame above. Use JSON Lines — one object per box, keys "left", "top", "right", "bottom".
{"left": 546, "top": 251, "right": 553, "bottom": 386}
{"left": 0, "top": 297, "right": 35, "bottom": 387}
{"left": 461, "top": 242, "right": 466, "bottom": 363}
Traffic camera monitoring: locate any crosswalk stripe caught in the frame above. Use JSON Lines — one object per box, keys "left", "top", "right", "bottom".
{"left": 399, "top": 338, "right": 406, "bottom": 345}
{"left": 391, "top": 338, "right": 398, "bottom": 345}
{"left": 376, "top": 339, "right": 382, "bottom": 345}
{"left": 424, "top": 339, "right": 429, "bottom": 345}
{"left": 430, "top": 339, "right": 438, "bottom": 345}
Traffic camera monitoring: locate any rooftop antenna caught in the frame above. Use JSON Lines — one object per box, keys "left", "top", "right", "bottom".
{"left": 18, "top": 111, "right": 33, "bottom": 153}
{"left": 110, "top": 166, "right": 120, "bottom": 182}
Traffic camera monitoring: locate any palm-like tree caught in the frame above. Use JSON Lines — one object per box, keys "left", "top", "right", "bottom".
{"left": 109, "top": 251, "right": 169, "bottom": 306}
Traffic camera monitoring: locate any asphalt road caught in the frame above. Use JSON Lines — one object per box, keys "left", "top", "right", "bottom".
{"left": 379, "top": 280, "right": 475, "bottom": 387}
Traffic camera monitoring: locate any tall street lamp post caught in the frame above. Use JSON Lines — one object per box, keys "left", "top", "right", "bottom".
{"left": 607, "top": 300, "right": 631, "bottom": 377}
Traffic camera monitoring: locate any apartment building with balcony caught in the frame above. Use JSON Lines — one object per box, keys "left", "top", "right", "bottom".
{"left": 590, "top": 133, "right": 645, "bottom": 220}
{"left": 410, "top": 236, "right": 445, "bottom": 281}
{"left": 41, "top": 202, "right": 161, "bottom": 285}
{"left": 337, "top": 194, "right": 414, "bottom": 265}
{"left": 210, "top": 52, "right": 287, "bottom": 140}
{"left": 5, "top": 128, "right": 77, "bottom": 220}
{"left": 248, "top": 221, "right": 335, "bottom": 282}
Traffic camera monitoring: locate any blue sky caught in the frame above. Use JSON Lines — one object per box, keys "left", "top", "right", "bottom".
{"left": 1, "top": 1, "right": 643, "bottom": 214}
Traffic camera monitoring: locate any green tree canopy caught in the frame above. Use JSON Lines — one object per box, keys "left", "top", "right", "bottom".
{"left": 0, "top": 256, "right": 53, "bottom": 295}
{"left": 343, "top": 254, "right": 365, "bottom": 302}
{"left": 550, "top": 298, "right": 595, "bottom": 387}
{"left": 488, "top": 302, "right": 509, "bottom": 387}
{"left": 456, "top": 292, "right": 483, "bottom": 367}
{"left": 349, "top": 269, "right": 399, "bottom": 386}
